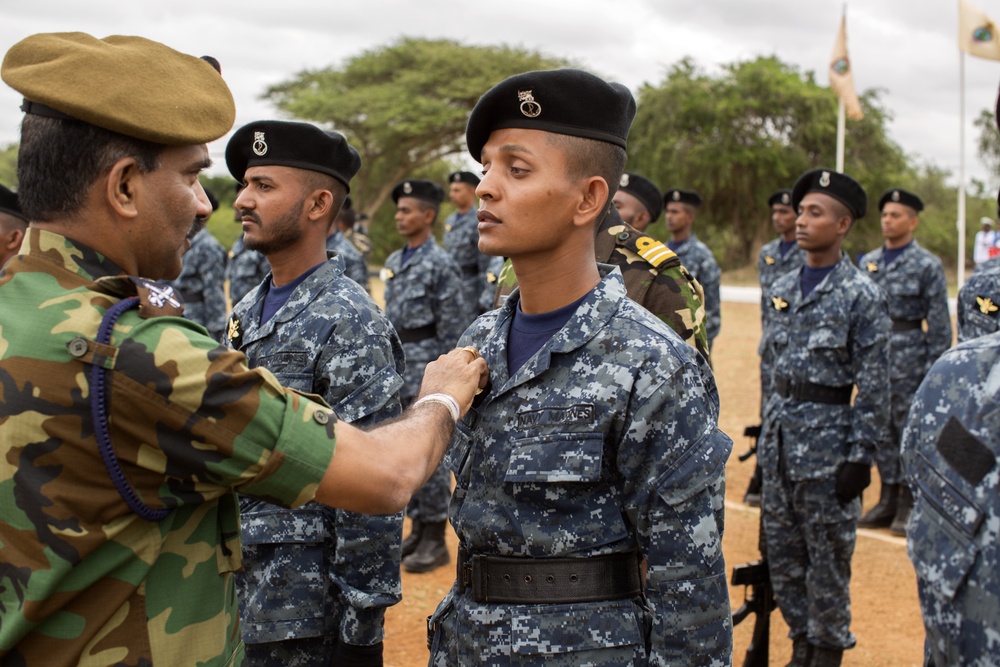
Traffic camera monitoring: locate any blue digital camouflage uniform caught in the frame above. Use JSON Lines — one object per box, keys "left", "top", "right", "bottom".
{"left": 757, "top": 238, "right": 806, "bottom": 412}
{"left": 0, "top": 228, "right": 340, "bottom": 666}
{"left": 479, "top": 254, "right": 506, "bottom": 312}
{"left": 428, "top": 266, "right": 734, "bottom": 667}
{"left": 443, "top": 207, "right": 489, "bottom": 325}
{"left": 957, "top": 261, "right": 1000, "bottom": 343}
{"left": 326, "top": 229, "right": 370, "bottom": 292}
{"left": 226, "top": 253, "right": 404, "bottom": 665}
{"left": 383, "top": 239, "right": 465, "bottom": 523}
{"left": 170, "top": 227, "right": 228, "bottom": 341}
{"left": 759, "top": 256, "right": 890, "bottom": 650}
{"left": 858, "top": 241, "right": 952, "bottom": 485}
{"left": 901, "top": 332, "right": 1000, "bottom": 666}
{"left": 227, "top": 232, "right": 270, "bottom": 307}
{"left": 673, "top": 233, "right": 721, "bottom": 348}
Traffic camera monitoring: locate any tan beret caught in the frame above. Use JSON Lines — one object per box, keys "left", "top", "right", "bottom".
{"left": 1, "top": 32, "right": 235, "bottom": 145}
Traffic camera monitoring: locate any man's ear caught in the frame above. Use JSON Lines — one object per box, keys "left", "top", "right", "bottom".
{"left": 573, "top": 177, "right": 610, "bottom": 228}
{"left": 306, "top": 189, "right": 335, "bottom": 221}
{"left": 3, "top": 226, "right": 24, "bottom": 252}
{"left": 105, "top": 157, "right": 141, "bottom": 219}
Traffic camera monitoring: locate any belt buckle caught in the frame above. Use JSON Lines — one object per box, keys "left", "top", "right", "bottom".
{"left": 461, "top": 561, "right": 473, "bottom": 589}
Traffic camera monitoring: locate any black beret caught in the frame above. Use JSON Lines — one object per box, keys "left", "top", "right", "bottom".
{"left": 343, "top": 196, "right": 353, "bottom": 211}
{"left": 663, "top": 189, "right": 704, "bottom": 208}
{"left": 878, "top": 188, "right": 923, "bottom": 213}
{"left": 226, "top": 120, "right": 361, "bottom": 193}
{"left": 448, "top": 171, "right": 480, "bottom": 186}
{"left": 618, "top": 172, "right": 663, "bottom": 220}
{"left": 0, "top": 184, "right": 26, "bottom": 221}
{"left": 466, "top": 68, "right": 636, "bottom": 163}
{"left": 791, "top": 168, "right": 867, "bottom": 220}
{"left": 768, "top": 189, "right": 793, "bottom": 208}
{"left": 202, "top": 186, "right": 219, "bottom": 212}
{"left": 392, "top": 179, "right": 444, "bottom": 205}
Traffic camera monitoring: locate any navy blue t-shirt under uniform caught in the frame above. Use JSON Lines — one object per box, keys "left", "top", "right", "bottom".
{"left": 800, "top": 263, "right": 837, "bottom": 299}
{"left": 507, "top": 291, "right": 590, "bottom": 375}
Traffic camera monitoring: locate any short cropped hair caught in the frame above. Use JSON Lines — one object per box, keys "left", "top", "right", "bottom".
{"left": 546, "top": 134, "right": 627, "bottom": 204}
{"left": 301, "top": 170, "right": 348, "bottom": 221}
{"left": 17, "top": 115, "right": 163, "bottom": 222}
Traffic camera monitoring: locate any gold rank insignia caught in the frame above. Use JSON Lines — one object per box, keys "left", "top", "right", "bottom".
{"left": 445, "top": 224, "right": 453, "bottom": 232}
{"left": 384, "top": 268, "right": 395, "bottom": 280}
{"left": 634, "top": 236, "right": 676, "bottom": 268}
{"left": 764, "top": 256, "right": 776, "bottom": 265}
{"left": 977, "top": 295, "right": 998, "bottom": 315}
{"left": 487, "top": 271, "right": 497, "bottom": 284}
{"left": 866, "top": 262, "right": 879, "bottom": 273}
{"left": 227, "top": 316, "right": 240, "bottom": 341}
{"left": 772, "top": 296, "right": 789, "bottom": 311}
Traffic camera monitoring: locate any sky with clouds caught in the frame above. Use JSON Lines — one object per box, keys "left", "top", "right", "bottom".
{"left": 2, "top": 0, "right": 1000, "bottom": 186}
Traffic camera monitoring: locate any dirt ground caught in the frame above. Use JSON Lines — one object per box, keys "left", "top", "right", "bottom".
{"left": 380, "top": 299, "right": 926, "bottom": 667}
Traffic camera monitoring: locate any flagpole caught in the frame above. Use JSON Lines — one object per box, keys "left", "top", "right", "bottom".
{"left": 836, "top": 99, "right": 846, "bottom": 172}
{"left": 958, "top": 51, "right": 967, "bottom": 288}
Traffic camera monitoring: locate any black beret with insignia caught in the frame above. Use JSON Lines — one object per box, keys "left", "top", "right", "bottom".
{"left": 226, "top": 120, "right": 361, "bottom": 193}
{"left": 0, "top": 184, "right": 27, "bottom": 222}
{"left": 2, "top": 33, "right": 235, "bottom": 145}
{"left": 663, "top": 189, "right": 704, "bottom": 208}
{"left": 768, "top": 189, "right": 793, "bottom": 208}
{"left": 877, "top": 188, "right": 923, "bottom": 213}
{"left": 392, "top": 179, "right": 445, "bottom": 205}
{"left": 618, "top": 172, "right": 663, "bottom": 221}
{"left": 448, "top": 171, "right": 481, "bottom": 187}
{"left": 791, "top": 168, "right": 867, "bottom": 220}
{"left": 466, "top": 68, "right": 636, "bottom": 163}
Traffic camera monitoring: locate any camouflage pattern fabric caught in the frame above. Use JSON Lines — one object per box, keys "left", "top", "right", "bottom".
{"left": 478, "top": 255, "right": 505, "bottom": 313}
{"left": 226, "top": 254, "right": 404, "bottom": 657}
{"left": 671, "top": 233, "right": 722, "bottom": 349}
{"left": 0, "top": 228, "right": 339, "bottom": 666}
{"left": 227, "top": 233, "right": 270, "bottom": 307}
{"left": 326, "top": 230, "right": 370, "bottom": 293}
{"left": 759, "top": 256, "right": 890, "bottom": 650}
{"left": 428, "top": 267, "right": 733, "bottom": 666}
{"left": 858, "top": 241, "right": 952, "bottom": 485}
{"left": 442, "top": 207, "right": 489, "bottom": 325}
{"left": 757, "top": 238, "right": 806, "bottom": 415}
{"left": 901, "top": 332, "right": 1000, "bottom": 666}
{"left": 344, "top": 227, "right": 373, "bottom": 260}
{"left": 957, "top": 262, "right": 1000, "bottom": 343}
{"left": 170, "top": 227, "right": 228, "bottom": 341}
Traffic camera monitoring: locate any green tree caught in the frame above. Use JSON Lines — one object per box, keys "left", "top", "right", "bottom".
{"left": 975, "top": 107, "right": 1000, "bottom": 184}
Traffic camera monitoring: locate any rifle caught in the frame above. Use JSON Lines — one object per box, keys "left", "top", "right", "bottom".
{"left": 740, "top": 424, "right": 762, "bottom": 506}
{"left": 731, "top": 425, "right": 774, "bottom": 667}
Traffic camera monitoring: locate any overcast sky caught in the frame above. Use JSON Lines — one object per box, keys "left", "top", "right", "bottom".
{"left": 2, "top": 0, "right": 1000, "bottom": 187}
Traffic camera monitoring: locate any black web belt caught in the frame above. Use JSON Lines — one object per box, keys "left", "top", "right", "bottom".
{"left": 891, "top": 319, "right": 922, "bottom": 332}
{"left": 456, "top": 546, "right": 643, "bottom": 604}
{"left": 178, "top": 289, "right": 203, "bottom": 304}
{"left": 396, "top": 323, "right": 436, "bottom": 343}
{"left": 460, "top": 264, "right": 479, "bottom": 277}
{"left": 774, "top": 377, "right": 852, "bottom": 405}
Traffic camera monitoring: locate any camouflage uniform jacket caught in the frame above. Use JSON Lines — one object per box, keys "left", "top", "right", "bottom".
{"left": 958, "top": 263, "right": 1000, "bottom": 343}
{"left": 858, "top": 241, "right": 952, "bottom": 386}
{"left": 226, "top": 254, "right": 405, "bottom": 647}
{"left": 326, "top": 230, "right": 370, "bottom": 292}
{"left": 672, "top": 233, "right": 722, "bottom": 348}
{"left": 170, "top": 227, "right": 228, "bottom": 341}
{"left": 429, "top": 267, "right": 734, "bottom": 666}
{"left": 0, "top": 228, "right": 339, "bottom": 666}
{"left": 760, "top": 257, "right": 891, "bottom": 480}
{"left": 443, "top": 207, "right": 489, "bottom": 324}
{"left": 901, "top": 333, "right": 1000, "bottom": 666}
{"left": 382, "top": 239, "right": 465, "bottom": 402}
{"left": 757, "top": 237, "right": 806, "bottom": 322}
{"left": 227, "top": 233, "right": 270, "bottom": 307}
{"left": 344, "top": 228, "right": 373, "bottom": 260}
{"left": 478, "top": 255, "right": 505, "bottom": 313}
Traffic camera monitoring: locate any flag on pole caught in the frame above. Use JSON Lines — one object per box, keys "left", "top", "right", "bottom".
{"left": 959, "top": 0, "right": 1000, "bottom": 60}
{"left": 830, "top": 12, "right": 864, "bottom": 120}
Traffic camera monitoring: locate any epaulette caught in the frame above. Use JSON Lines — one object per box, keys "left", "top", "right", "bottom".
{"left": 609, "top": 225, "right": 677, "bottom": 270}
{"left": 128, "top": 277, "right": 185, "bottom": 318}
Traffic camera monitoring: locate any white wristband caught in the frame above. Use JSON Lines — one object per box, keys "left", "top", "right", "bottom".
{"left": 413, "top": 392, "right": 460, "bottom": 423}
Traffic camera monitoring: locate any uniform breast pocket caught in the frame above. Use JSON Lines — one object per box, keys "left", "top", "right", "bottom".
{"left": 399, "top": 285, "right": 435, "bottom": 325}
{"left": 806, "top": 325, "right": 849, "bottom": 367}
{"left": 964, "top": 308, "right": 999, "bottom": 336}
{"left": 260, "top": 350, "right": 313, "bottom": 392}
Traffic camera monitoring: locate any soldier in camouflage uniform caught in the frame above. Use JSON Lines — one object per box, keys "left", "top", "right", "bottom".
{"left": 170, "top": 187, "right": 228, "bottom": 341}
{"left": 384, "top": 179, "right": 466, "bottom": 574}
{"left": 225, "top": 120, "right": 404, "bottom": 666}
{"left": 478, "top": 254, "right": 506, "bottom": 312}
{"left": 900, "top": 331, "right": 1000, "bottom": 666}
{"left": 0, "top": 183, "right": 28, "bottom": 267}
{"left": 957, "top": 258, "right": 1000, "bottom": 342}
{"left": 443, "top": 170, "right": 488, "bottom": 324}
{"left": 664, "top": 188, "right": 722, "bottom": 349}
{"left": 760, "top": 169, "right": 890, "bottom": 667}
{"left": 428, "top": 68, "right": 733, "bottom": 667}
{"left": 0, "top": 33, "right": 486, "bottom": 666}
{"left": 227, "top": 231, "right": 270, "bottom": 306}
{"left": 326, "top": 196, "right": 370, "bottom": 292}
{"left": 857, "top": 189, "right": 952, "bottom": 535}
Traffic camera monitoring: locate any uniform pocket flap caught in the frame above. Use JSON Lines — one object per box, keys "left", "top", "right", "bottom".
{"left": 505, "top": 433, "right": 603, "bottom": 483}
{"left": 240, "top": 506, "right": 327, "bottom": 545}
{"left": 655, "top": 435, "right": 728, "bottom": 506}
{"left": 806, "top": 326, "right": 847, "bottom": 350}
{"left": 334, "top": 363, "right": 404, "bottom": 422}
{"left": 511, "top": 600, "right": 644, "bottom": 654}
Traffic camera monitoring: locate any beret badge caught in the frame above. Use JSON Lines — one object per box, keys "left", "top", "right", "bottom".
{"left": 518, "top": 90, "right": 541, "bottom": 118}
{"left": 672, "top": 191, "right": 681, "bottom": 201}
{"left": 403, "top": 182, "right": 413, "bottom": 194}
{"left": 892, "top": 191, "right": 900, "bottom": 202}
{"left": 252, "top": 131, "right": 267, "bottom": 157}
{"left": 782, "top": 193, "right": 790, "bottom": 205}
{"left": 620, "top": 173, "right": 630, "bottom": 187}
{"left": 819, "top": 171, "right": 831, "bottom": 188}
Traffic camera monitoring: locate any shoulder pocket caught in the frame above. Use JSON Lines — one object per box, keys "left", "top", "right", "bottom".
{"left": 333, "top": 363, "right": 403, "bottom": 422}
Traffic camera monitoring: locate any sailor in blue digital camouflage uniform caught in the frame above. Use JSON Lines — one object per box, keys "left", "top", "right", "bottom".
{"left": 226, "top": 183, "right": 271, "bottom": 307}
{"left": 225, "top": 120, "right": 405, "bottom": 667}
{"left": 664, "top": 188, "right": 722, "bottom": 349}
{"left": 383, "top": 178, "right": 465, "bottom": 574}
{"left": 957, "top": 238, "right": 1000, "bottom": 342}
{"left": 326, "top": 195, "right": 370, "bottom": 292}
{"left": 427, "top": 68, "right": 733, "bottom": 667}
{"left": 759, "top": 168, "right": 890, "bottom": 667}
{"left": 900, "top": 330, "right": 1000, "bottom": 667}
{"left": 170, "top": 186, "right": 228, "bottom": 341}
{"left": 443, "top": 170, "right": 488, "bottom": 324}
{"left": 856, "top": 189, "right": 952, "bottom": 536}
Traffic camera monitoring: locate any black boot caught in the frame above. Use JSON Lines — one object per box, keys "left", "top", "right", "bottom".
{"left": 401, "top": 518, "right": 424, "bottom": 559}
{"left": 890, "top": 486, "right": 913, "bottom": 536}
{"left": 402, "top": 520, "right": 450, "bottom": 573}
{"left": 858, "top": 482, "right": 898, "bottom": 528}
{"left": 743, "top": 464, "right": 762, "bottom": 508}
{"left": 786, "top": 636, "right": 813, "bottom": 666}
{"left": 807, "top": 646, "right": 842, "bottom": 667}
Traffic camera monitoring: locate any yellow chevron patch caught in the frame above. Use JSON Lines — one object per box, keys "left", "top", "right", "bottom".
{"left": 634, "top": 236, "right": 676, "bottom": 268}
